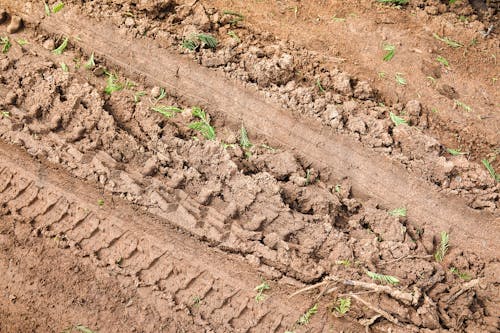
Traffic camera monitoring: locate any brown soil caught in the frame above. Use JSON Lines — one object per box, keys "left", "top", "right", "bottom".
{"left": 0, "top": 0, "right": 499, "bottom": 332}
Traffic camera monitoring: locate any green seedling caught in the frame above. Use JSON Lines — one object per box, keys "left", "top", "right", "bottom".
{"left": 389, "top": 112, "right": 407, "bottom": 126}
{"left": 316, "top": 78, "right": 326, "bottom": 93}
{"left": 182, "top": 34, "right": 218, "bottom": 51}
{"left": 335, "top": 259, "right": 351, "bottom": 267}
{"left": 395, "top": 73, "right": 407, "bottom": 85}
{"left": 62, "top": 325, "right": 96, "bottom": 333}
{"left": 52, "top": 2, "right": 64, "bottom": 13}
{"left": 334, "top": 297, "right": 351, "bottom": 316}
{"left": 44, "top": 2, "right": 51, "bottom": 16}
{"left": 298, "top": 303, "right": 318, "bottom": 325}
{"left": 124, "top": 80, "right": 136, "bottom": 89}
{"left": 189, "top": 107, "right": 216, "bottom": 140}
{"left": 334, "top": 184, "right": 341, "bottom": 193}
{"left": 388, "top": 207, "right": 407, "bottom": 217}
{"left": 305, "top": 169, "right": 312, "bottom": 185}
{"left": 1, "top": 37, "right": 11, "bottom": 53}
{"left": 382, "top": 43, "right": 396, "bottom": 61}
{"left": 450, "top": 267, "right": 471, "bottom": 281}
{"left": 378, "top": 0, "right": 408, "bottom": 4}
{"left": 366, "top": 270, "right": 400, "bottom": 285}
{"left": 222, "top": 10, "right": 244, "bottom": 24}
{"left": 436, "top": 55, "right": 449, "bottom": 67}
{"left": 1, "top": 111, "right": 10, "bottom": 118}
{"left": 240, "top": 125, "right": 252, "bottom": 149}
{"left": 84, "top": 52, "right": 95, "bottom": 69}
{"left": 255, "top": 280, "right": 270, "bottom": 302}
{"left": 454, "top": 100, "right": 472, "bottom": 112}
{"left": 433, "top": 33, "right": 462, "bottom": 48}
{"left": 446, "top": 148, "right": 466, "bottom": 156}
{"left": 151, "top": 105, "right": 182, "bottom": 118}
{"left": 331, "top": 14, "right": 346, "bottom": 22}
{"left": 104, "top": 72, "right": 124, "bottom": 94}
{"left": 60, "top": 62, "right": 69, "bottom": 72}
{"left": 482, "top": 159, "right": 500, "bottom": 182}
{"left": 53, "top": 37, "right": 69, "bottom": 55}
{"left": 434, "top": 231, "right": 449, "bottom": 262}
{"left": 97, "top": 199, "right": 104, "bottom": 207}
{"left": 378, "top": 71, "right": 386, "bottom": 79}
{"left": 134, "top": 91, "right": 146, "bottom": 103}
{"left": 227, "top": 30, "right": 240, "bottom": 43}
{"left": 16, "top": 39, "right": 28, "bottom": 46}
{"left": 154, "top": 87, "right": 167, "bottom": 102}
{"left": 192, "top": 296, "right": 202, "bottom": 307}
{"left": 260, "top": 144, "right": 276, "bottom": 151}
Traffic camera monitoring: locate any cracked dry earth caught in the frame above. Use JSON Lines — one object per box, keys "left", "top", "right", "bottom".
{"left": 0, "top": 0, "right": 499, "bottom": 332}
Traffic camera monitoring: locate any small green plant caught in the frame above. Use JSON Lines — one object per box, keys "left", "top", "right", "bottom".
{"left": 60, "top": 62, "right": 69, "bottom": 72}
{"left": 335, "top": 259, "right": 351, "bottom": 267}
{"left": 378, "top": 0, "right": 408, "bottom": 4}
{"left": 395, "top": 73, "right": 407, "bottom": 85}
{"left": 44, "top": 2, "right": 51, "bottom": 16}
{"left": 334, "top": 297, "right": 351, "bottom": 316}
{"left": 84, "top": 52, "right": 95, "bottom": 69}
{"left": 52, "top": 2, "right": 64, "bottom": 13}
{"left": 192, "top": 296, "right": 202, "bottom": 307}
{"left": 182, "top": 34, "right": 218, "bottom": 51}
{"left": 1, "top": 111, "right": 10, "bottom": 118}
{"left": 151, "top": 105, "right": 183, "bottom": 118}
{"left": 222, "top": 10, "right": 244, "bottom": 24}
{"left": 134, "top": 91, "right": 146, "bottom": 103}
{"left": 366, "top": 270, "right": 400, "bottom": 285}
{"left": 436, "top": 55, "right": 449, "bottom": 67}
{"left": 482, "top": 159, "right": 500, "bottom": 182}
{"left": 446, "top": 148, "right": 466, "bottom": 156}
{"left": 316, "top": 78, "right": 326, "bottom": 93}
{"left": 433, "top": 33, "right": 462, "bottom": 48}
{"left": 434, "top": 231, "right": 449, "bottom": 262}
{"left": 104, "top": 72, "right": 124, "bottom": 95}
{"left": 331, "top": 14, "right": 346, "bottom": 22}
{"left": 255, "top": 279, "right": 270, "bottom": 302}
{"left": 1, "top": 37, "right": 11, "bottom": 53}
{"left": 388, "top": 207, "right": 407, "bottom": 217}
{"left": 450, "top": 267, "right": 471, "bottom": 281}
{"left": 189, "top": 107, "right": 216, "bottom": 140}
{"left": 153, "top": 87, "right": 167, "bottom": 103}
{"left": 62, "top": 325, "right": 96, "bottom": 333}
{"left": 53, "top": 37, "right": 69, "bottom": 55}
{"left": 298, "top": 304, "right": 318, "bottom": 325}
{"left": 389, "top": 112, "right": 407, "bottom": 126}
{"left": 240, "top": 125, "right": 252, "bottom": 149}
{"left": 334, "top": 184, "right": 341, "bottom": 193}
{"left": 16, "top": 39, "right": 28, "bottom": 46}
{"left": 378, "top": 71, "right": 386, "bottom": 78}
{"left": 227, "top": 30, "right": 240, "bottom": 43}
{"left": 97, "top": 199, "right": 104, "bottom": 207}
{"left": 454, "top": 100, "right": 472, "bottom": 112}
{"left": 382, "top": 43, "right": 396, "bottom": 61}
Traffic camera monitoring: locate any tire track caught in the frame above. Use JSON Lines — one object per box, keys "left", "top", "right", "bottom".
{"left": 0, "top": 142, "right": 334, "bottom": 332}
{"left": 3, "top": 3, "right": 495, "bottom": 256}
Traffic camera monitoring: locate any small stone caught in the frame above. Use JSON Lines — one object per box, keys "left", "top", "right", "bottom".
{"left": 93, "top": 66, "right": 106, "bottom": 77}
{"left": 42, "top": 39, "right": 55, "bottom": 50}
{"left": 7, "top": 16, "right": 23, "bottom": 33}
{"left": 326, "top": 104, "right": 340, "bottom": 120}
{"left": 150, "top": 86, "right": 161, "bottom": 99}
{"left": 124, "top": 17, "right": 135, "bottom": 27}
{"left": 141, "top": 157, "right": 157, "bottom": 177}
{"left": 244, "top": 215, "right": 266, "bottom": 231}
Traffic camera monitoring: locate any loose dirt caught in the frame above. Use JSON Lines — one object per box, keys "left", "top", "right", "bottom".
{"left": 0, "top": 1, "right": 499, "bottom": 332}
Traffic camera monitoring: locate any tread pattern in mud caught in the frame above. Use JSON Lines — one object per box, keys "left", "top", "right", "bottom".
{"left": 0, "top": 162, "right": 315, "bottom": 332}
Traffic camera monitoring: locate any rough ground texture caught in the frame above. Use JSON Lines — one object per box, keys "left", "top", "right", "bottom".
{"left": 0, "top": 0, "right": 499, "bottom": 332}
